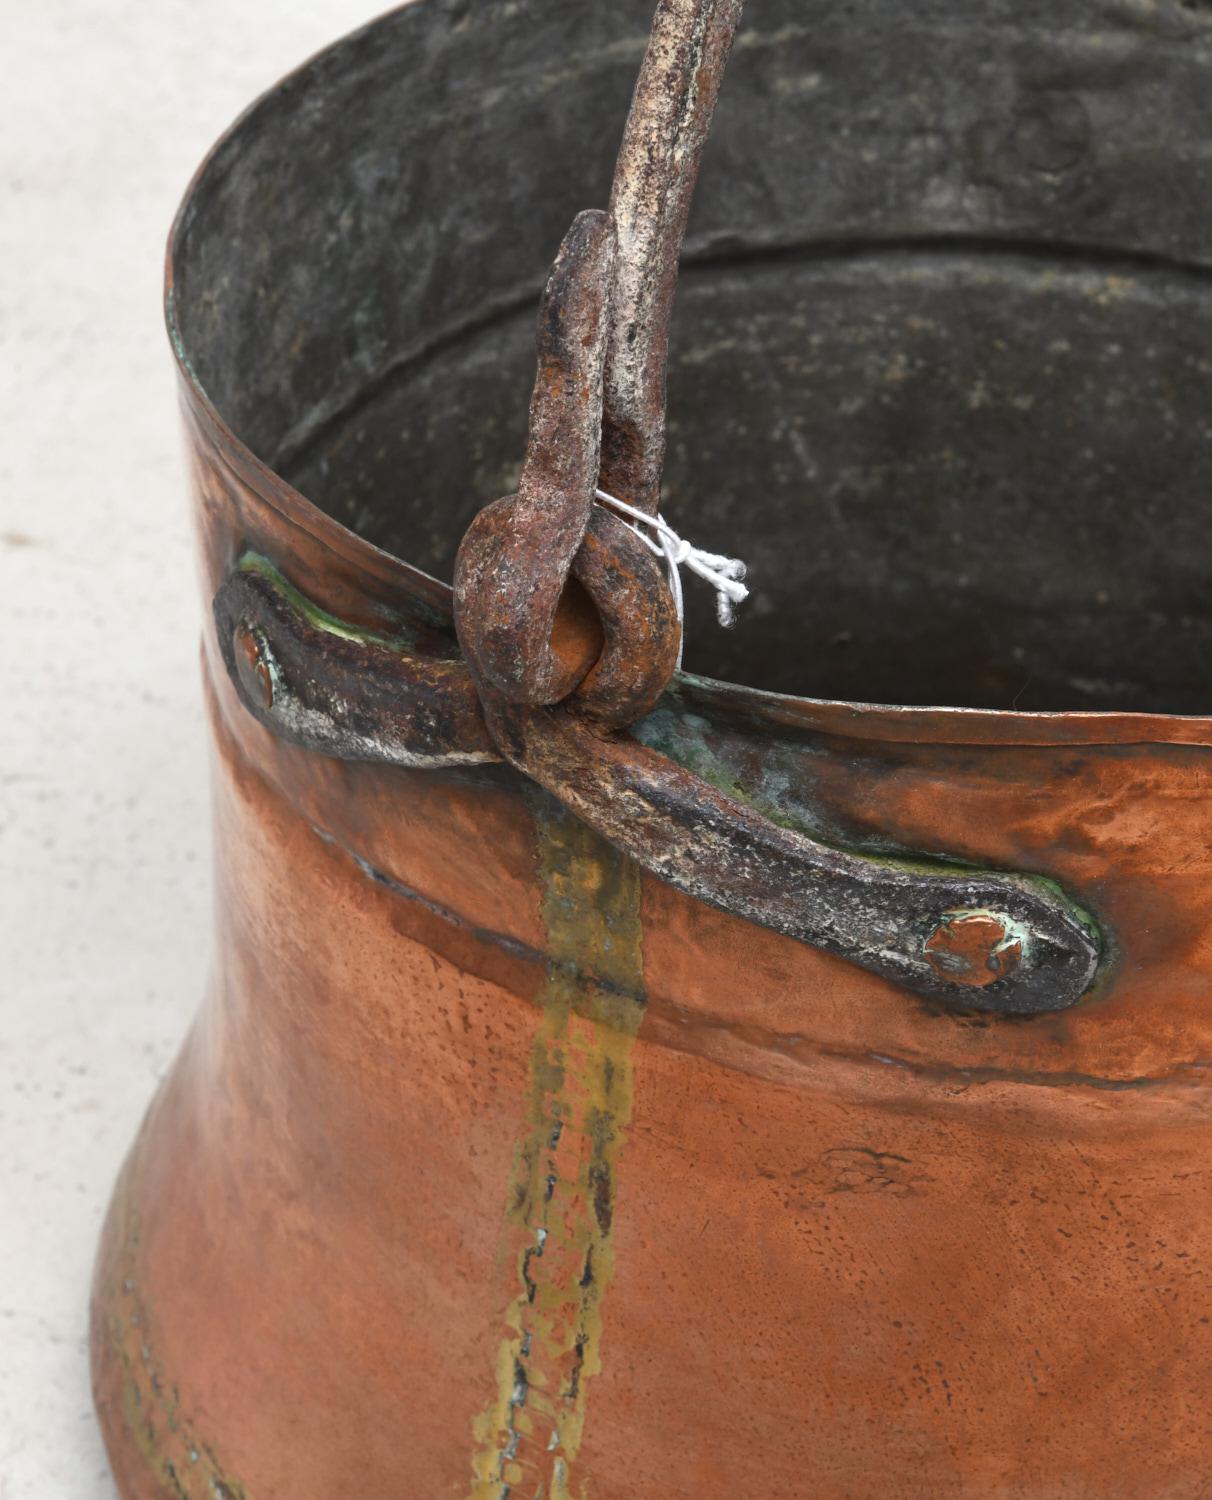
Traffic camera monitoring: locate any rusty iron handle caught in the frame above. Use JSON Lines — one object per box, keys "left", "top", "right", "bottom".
{"left": 601, "top": 0, "right": 747, "bottom": 517}
{"left": 453, "top": 0, "right": 747, "bottom": 731}
{"left": 452, "top": 212, "right": 682, "bottom": 727}
{"left": 214, "top": 557, "right": 1104, "bottom": 1016}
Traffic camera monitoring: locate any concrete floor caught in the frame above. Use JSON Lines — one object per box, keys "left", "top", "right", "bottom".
{"left": 0, "top": 5, "right": 375, "bottom": 1493}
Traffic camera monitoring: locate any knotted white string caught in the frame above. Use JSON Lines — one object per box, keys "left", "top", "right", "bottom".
{"left": 593, "top": 487, "right": 749, "bottom": 670}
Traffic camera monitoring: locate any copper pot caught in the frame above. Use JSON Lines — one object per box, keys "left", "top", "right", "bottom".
{"left": 93, "top": 1, "right": 1212, "bottom": 1495}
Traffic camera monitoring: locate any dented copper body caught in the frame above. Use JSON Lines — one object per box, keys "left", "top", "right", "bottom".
{"left": 93, "top": 1, "right": 1212, "bottom": 1495}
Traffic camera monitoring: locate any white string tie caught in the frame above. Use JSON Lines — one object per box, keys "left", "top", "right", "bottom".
{"left": 593, "top": 488, "right": 749, "bottom": 670}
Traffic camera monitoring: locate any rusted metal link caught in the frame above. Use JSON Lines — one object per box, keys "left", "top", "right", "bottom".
{"left": 454, "top": 212, "right": 620, "bottom": 710}
{"left": 215, "top": 558, "right": 1103, "bottom": 1015}
{"left": 454, "top": 215, "right": 681, "bottom": 727}
{"left": 454, "top": 0, "right": 746, "bottom": 732}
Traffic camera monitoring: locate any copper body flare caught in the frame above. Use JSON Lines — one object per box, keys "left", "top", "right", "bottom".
{"left": 93, "top": 1, "right": 1212, "bottom": 1495}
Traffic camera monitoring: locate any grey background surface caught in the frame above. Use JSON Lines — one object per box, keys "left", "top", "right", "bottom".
{"left": 0, "top": 5, "right": 374, "bottom": 1493}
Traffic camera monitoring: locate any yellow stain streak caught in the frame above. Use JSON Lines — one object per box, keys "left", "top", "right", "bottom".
{"left": 469, "top": 802, "right": 646, "bottom": 1500}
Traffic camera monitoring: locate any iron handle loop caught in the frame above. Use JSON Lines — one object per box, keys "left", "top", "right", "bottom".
{"left": 453, "top": 0, "right": 746, "bottom": 732}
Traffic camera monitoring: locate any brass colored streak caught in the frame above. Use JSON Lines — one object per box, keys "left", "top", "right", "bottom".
{"left": 469, "top": 800, "right": 647, "bottom": 1500}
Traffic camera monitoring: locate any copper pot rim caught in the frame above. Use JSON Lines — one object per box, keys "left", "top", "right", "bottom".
{"left": 163, "top": 0, "right": 1212, "bottom": 754}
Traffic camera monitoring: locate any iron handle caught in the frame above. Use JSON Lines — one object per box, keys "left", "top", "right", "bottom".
{"left": 214, "top": 556, "right": 1103, "bottom": 1016}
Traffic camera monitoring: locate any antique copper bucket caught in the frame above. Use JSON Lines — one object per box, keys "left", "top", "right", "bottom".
{"left": 93, "top": 1, "right": 1212, "bottom": 1495}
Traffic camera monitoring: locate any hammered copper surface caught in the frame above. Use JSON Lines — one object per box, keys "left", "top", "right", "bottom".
{"left": 93, "top": 0, "right": 1212, "bottom": 1495}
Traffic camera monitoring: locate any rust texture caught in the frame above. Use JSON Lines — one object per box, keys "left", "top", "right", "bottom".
{"left": 453, "top": 213, "right": 681, "bottom": 725}
{"left": 455, "top": 0, "right": 744, "bottom": 730}
{"left": 454, "top": 212, "right": 620, "bottom": 709}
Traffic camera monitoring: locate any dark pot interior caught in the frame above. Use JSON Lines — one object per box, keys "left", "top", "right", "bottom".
{"left": 171, "top": 0, "right": 1212, "bottom": 713}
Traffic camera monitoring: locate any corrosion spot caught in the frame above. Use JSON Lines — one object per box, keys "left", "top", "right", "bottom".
{"left": 924, "top": 909, "right": 1025, "bottom": 988}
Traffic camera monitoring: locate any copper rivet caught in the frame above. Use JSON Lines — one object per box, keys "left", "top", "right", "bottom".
{"left": 924, "top": 910, "right": 1024, "bottom": 988}
{"left": 234, "top": 622, "right": 274, "bottom": 711}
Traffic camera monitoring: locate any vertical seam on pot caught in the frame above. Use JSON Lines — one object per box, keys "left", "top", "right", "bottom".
{"left": 467, "top": 799, "right": 646, "bottom": 1500}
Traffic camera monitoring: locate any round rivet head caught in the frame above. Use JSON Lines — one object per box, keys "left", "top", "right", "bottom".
{"left": 924, "top": 909, "right": 1024, "bottom": 989}
{"left": 233, "top": 622, "right": 274, "bottom": 711}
